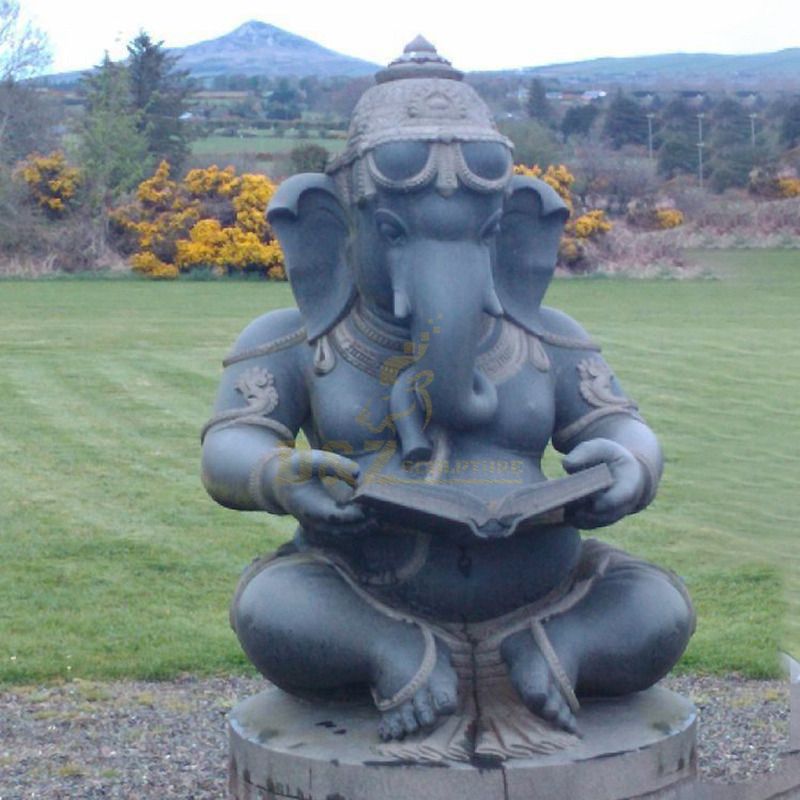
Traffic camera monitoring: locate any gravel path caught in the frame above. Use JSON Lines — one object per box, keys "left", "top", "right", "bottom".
{"left": 0, "top": 674, "right": 790, "bottom": 799}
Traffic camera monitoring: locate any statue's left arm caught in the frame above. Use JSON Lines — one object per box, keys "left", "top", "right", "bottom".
{"left": 542, "top": 307, "right": 663, "bottom": 529}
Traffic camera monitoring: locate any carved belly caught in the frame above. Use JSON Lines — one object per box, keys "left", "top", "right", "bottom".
{"left": 324, "top": 524, "right": 582, "bottom": 623}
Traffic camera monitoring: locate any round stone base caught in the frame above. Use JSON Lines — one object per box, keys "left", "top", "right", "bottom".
{"left": 229, "top": 686, "right": 697, "bottom": 800}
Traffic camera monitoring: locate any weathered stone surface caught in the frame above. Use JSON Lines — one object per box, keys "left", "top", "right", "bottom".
{"left": 204, "top": 40, "right": 696, "bottom": 758}
{"left": 229, "top": 686, "right": 696, "bottom": 800}
{"left": 787, "top": 653, "right": 800, "bottom": 749}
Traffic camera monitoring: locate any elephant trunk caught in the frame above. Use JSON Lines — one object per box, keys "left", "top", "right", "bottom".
{"left": 389, "top": 241, "right": 500, "bottom": 462}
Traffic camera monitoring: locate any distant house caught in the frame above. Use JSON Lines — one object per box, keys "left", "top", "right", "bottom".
{"left": 679, "top": 91, "right": 710, "bottom": 109}
{"left": 632, "top": 91, "right": 659, "bottom": 107}
{"left": 581, "top": 90, "right": 607, "bottom": 102}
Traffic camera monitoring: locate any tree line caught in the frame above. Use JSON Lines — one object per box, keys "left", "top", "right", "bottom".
{"left": 1, "top": 0, "right": 799, "bottom": 276}
{"left": 514, "top": 77, "right": 800, "bottom": 194}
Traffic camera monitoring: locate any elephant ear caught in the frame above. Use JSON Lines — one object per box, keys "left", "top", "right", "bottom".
{"left": 267, "top": 174, "right": 356, "bottom": 343}
{"left": 494, "top": 175, "right": 570, "bottom": 335}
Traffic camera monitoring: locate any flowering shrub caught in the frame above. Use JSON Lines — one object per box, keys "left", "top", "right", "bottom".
{"left": 776, "top": 178, "right": 800, "bottom": 198}
{"left": 131, "top": 251, "right": 179, "bottom": 279}
{"left": 654, "top": 208, "right": 684, "bottom": 229}
{"left": 573, "top": 209, "right": 613, "bottom": 238}
{"left": 748, "top": 167, "right": 800, "bottom": 200}
{"left": 111, "top": 162, "right": 285, "bottom": 279}
{"left": 626, "top": 200, "right": 684, "bottom": 231}
{"left": 17, "top": 152, "right": 82, "bottom": 216}
{"left": 184, "top": 164, "right": 239, "bottom": 199}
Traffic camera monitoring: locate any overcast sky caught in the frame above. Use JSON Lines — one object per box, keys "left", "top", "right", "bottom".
{"left": 20, "top": 0, "right": 800, "bottom": 75}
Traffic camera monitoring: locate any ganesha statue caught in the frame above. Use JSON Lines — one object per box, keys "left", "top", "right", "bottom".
{"left": 202, "top": 39, "right": 694, "bottom": 761}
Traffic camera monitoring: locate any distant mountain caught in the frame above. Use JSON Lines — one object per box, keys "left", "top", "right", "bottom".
{"left": 515, "top": 49, "right": 800, "bottom": 90}
{"left": 39, "top": 23, "right": 800, "bottom": 91}
{"left": 170, "top": 21, "right": 379, "bottom": 79}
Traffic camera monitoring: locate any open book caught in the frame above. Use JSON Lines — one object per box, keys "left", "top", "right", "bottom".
{"left": 353, "top": 464, "right": 612, "bottom": 540}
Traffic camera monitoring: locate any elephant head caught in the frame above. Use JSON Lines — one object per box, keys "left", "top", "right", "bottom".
{"left": 267, "top": 41, "right": 569, "bottom": 462}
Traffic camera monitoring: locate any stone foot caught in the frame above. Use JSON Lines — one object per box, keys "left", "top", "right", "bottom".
{"left": 501, "top": 622, "right": 580, "bottom": 734}
{"left": 372, "top": 626, "right": 458, "bottom": 741}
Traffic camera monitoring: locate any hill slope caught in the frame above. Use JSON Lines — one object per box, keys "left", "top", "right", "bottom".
{"left": 519, "top": 49, "right": 800, "bottom": 89}
{"left": 40, "top": 24, "right": 800, "bottom": 91}
{"left": 171, "top": 21, "right": 379, "bottom": 78}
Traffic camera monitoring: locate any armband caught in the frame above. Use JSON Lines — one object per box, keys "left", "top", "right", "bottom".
{"left": 200, "top": 366, "right": 295, "bottom": 445}
{"left": 632, "top": 452, "right": 661, "bottom": 513}
{"left": 248, "top": 448, "right": 293, "bottom": 513}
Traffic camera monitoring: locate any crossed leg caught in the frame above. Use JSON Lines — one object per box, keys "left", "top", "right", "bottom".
{"left": 231, "top": 556, "right": 458, "bottom": 740}
{"left": 501, "top": 545, "right": 695, "bottom": 733}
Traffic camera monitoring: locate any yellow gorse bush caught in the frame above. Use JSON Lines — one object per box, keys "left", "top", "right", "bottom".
{"left": 573, "top": 209, "right": 613, "bottom": 238}
{"left": 112, "top": 162, "right": 285, "bottom": 280}
{"left": 748, "top": 167, "right": 800, "bottom": 200}
{"left": 131, "top": 251, "right": 179, "bottom": 279}
{"left": 184, "top": 164, "right": 239, "bottom": 199}
{"left": 17, "top": 151, "right": 82, "bottom": 216}
{"left": 776, "top": 177, "right": 800, "bottom": 198}
{"left": 653, "top": 208, "right": 684, "bottom": 230}
{"left": 626, "top": 200, "right": 684, "bottom": 231}
{"left": 233, "top": 174, "right": 276, "bottom": 237}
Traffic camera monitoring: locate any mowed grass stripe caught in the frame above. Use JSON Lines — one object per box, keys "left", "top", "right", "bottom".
{"left": 1, "top": 292, "right": 294, "bottom": 681}
{"left": 1, "top": 251, "right": 798, "bottom": 682}
{"left": 550, "top": 251, "right": 798, "bottom": 661}
{"left": 1, "top": 361, "right": 194, "bottom": 510}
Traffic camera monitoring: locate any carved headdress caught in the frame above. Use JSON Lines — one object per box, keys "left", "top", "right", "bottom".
{"left": 327, "top": 37, "right": 514, "bottom": 203}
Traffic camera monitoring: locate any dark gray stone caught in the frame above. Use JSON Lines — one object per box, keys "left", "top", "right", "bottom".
{"left": 202, "top": 39, "right": 695, "bottom": 766}
{"left": 228, "top": 686, "right": 697, "bottom": 800}
{"left": 787, "top": 653, "right": 800, "bottom": 749}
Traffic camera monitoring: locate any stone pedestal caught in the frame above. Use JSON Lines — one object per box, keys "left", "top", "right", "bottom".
{"left": 229, "top": 686, "right": 697, "bottom": 800}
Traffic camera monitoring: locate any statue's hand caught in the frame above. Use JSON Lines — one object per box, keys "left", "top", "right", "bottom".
{"left": 266, "top": 449, "right": 372, "bottom": 538}
{"left": 562, "top": 438, "right": 646, "bottom": 529}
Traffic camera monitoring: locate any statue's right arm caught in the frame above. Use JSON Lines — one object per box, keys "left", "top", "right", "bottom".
{"left": 201, "top": 309, "right": 367, "bottom": 533}
{"left": 200, "top": 308, "right": 310, "bottom": 512}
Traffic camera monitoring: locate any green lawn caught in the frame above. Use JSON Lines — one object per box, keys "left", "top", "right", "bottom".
{"left": 192, "top": 134, "right": 345, "bottom": 157}
{"left": 1, "top": 250, "right": 798, "bottom": 684}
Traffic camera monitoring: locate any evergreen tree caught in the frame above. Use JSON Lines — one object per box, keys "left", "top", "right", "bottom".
{"left": 78, "top": 53, "right": 151, "bottom": 203}
{"left": 127, "top": 31, "right": 193, "bottom": 170}
{"left": 264, "top": 78, "right": 302, "bottom": 121}
{"left": 710, "top": 98, "right": 751, "bottom": 149}
{"left": 561, "top": 104, "right": 598, "bottom": 141}
{"left": 708, "top": 98, "right": 769, "bottom": 192}
{"left": 656, "top": 98, "right": 699, "bottom": 178}
{"left": 602, "top": 91, "right": 647, "bottom": 150}
{"left": 526, "top": 78, "right": 553, "bottom": 126}
{"left": 779, "top": 97, "right": 800, "bottom": 149}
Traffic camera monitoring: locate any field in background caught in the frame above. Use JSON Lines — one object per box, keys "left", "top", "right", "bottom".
{"left": 191, "top": 133, "right": 346, "bottom": 157}
{"left": 0, "top": 250, "right": 797, "bottom": 684}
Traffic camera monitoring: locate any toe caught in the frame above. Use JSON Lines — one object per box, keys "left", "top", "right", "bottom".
{"left": 379, "top": 710, "right": 406, "bottom": 741}
{"left": 400, "top": 703, "right": 419, "bottom": 736}
{"left": 432, "top": 688, "right": 457, "bottom": 715}
{"left": 429, "top": 654, "right": 458, "bottom": 695}
{"left": 541, "top": 692, "right": 562, "bottom": 722}
{"left": 413, "top": 688, "right": 437, "bottom": 728}
{"left": 556, "top": 706, "right": 579, "bottom": 735}
{"left": 519, "top": 681, "right": 549, "bottom": 713}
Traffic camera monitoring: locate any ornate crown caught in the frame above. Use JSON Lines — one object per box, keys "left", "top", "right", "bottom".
{"left": 327, "top": 37, "right": 513, "bottom": 199}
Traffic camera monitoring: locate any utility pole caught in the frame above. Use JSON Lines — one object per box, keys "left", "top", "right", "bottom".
{"left": 696, "top": 113, "right": 705, "bottom": 189}
{"left": 749, "top": 113, "right": 758, "bottom": 148}
{"left": 646, "top": 113, "right": 655, "bottom": 160}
